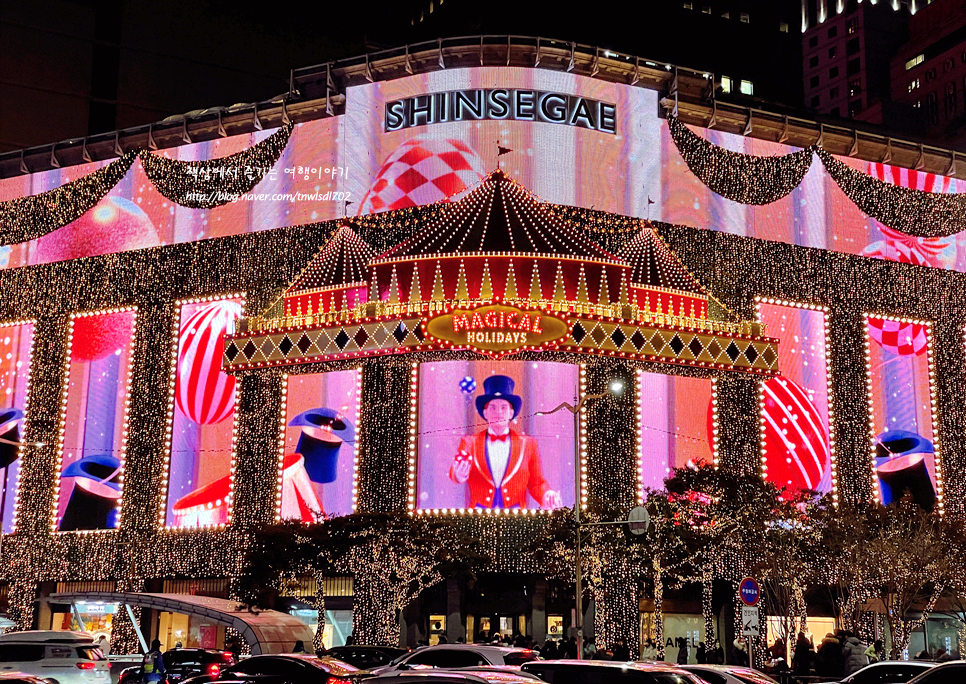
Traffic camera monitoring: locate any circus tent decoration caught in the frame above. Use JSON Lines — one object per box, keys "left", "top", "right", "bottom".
{"left": 225, "top": 170, "right": 778, "bottom": 375}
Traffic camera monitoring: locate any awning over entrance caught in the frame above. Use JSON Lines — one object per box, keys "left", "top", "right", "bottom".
{"left": 49, "top": 592, "right": 315, "bottom": 655}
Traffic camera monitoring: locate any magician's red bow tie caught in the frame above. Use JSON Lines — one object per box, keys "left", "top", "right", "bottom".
{"left": 488, "top": 433, "right": 509, "bottom": 443}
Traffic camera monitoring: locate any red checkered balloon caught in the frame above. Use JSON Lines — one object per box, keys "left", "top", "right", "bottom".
{"left": 359, "top": 136, "right": 486, "bottom": 215}
{"left": 176, "top": 300, "right": 243, "bottom": 424}
{"left": 761, "top": 376, "right": 830, "bottom": 493}
{"left": 867, "top": 316, "right": 929, "bottom": 357}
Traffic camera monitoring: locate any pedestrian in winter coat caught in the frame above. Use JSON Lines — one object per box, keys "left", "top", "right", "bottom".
{"left": 642, "top": 638, "right": 658, "bottom": 660}
{"left": 793, "top": 632, "right": 814, "bottom": 675}
{"left": 676, "top": 637, "right": 689, "bottom": 665}
{"left": 815, "top": 633, "right": 843, "bottom": 678}
{"left": 732, "top": 637, "right": 749, "bottom": 667}
{"left": 696, "top": 642, "right": 707, "bottom": 664}
{"left": 842, "top": 634, "right": 870, "bottom": 677}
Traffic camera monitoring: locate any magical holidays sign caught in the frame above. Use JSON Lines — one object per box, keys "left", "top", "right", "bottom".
{"left": 423, "top": 303, "right": 571, "bottom": 358}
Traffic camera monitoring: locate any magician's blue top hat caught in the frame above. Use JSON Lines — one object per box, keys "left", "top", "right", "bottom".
{"left": 61, "top": 453, "right": 122, "bottom": 494}
{"left": 290, "top": 407, "right": 354, "bottom": 484}
{"left": 475, "top": 375, "right": 522, "bottom": 420}
{"left": 874, "top": 430, "right": 934, "bottom": 461}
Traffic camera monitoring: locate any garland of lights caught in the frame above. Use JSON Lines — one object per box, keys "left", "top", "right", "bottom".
{"left": 666, "top": 115, "right": 815, "bottom": 206}
{"left": 0, "top": 192, "right": 964, "bottom": 657}
{"left": 0, "top": 153, "right": 136, "bottom": 246}
{"left": 138, "top": 124, "right": 293, "bottom": 209}
{"left": 817, "top": 148, "right": 966, "bottom": 238}
{"left": 0, "top": 124, "right": 293, "bottom": 247}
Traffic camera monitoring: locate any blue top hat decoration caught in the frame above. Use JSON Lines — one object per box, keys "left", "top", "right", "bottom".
{"left": 290, "top": 407, "right": 354, "bottom": 484}
{"left": 475, "top": 375, "right": 522, "bottom": 420}
{"left": 874, "top": 430, "right": 933, "bottom": 461}
{"left": 61, "top": 453, "right": 123, "bottom": 492}
{"left": 0, "top": 408, "right": 22, "bottom": 470}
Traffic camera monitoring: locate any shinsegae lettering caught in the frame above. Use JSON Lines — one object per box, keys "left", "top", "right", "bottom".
{"left": 385, "top": 89, "right": 617, "bottom": 134}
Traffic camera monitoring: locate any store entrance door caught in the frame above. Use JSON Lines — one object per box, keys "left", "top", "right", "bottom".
{"left": 466, "top": 614, "right": 525, "bottom": 643}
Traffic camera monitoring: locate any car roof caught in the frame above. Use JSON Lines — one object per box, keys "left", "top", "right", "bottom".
{"left": 526, "top": 660, "right": 690, "bottom": 674}
{"left": 0, "top": 631, "right": 94, "bottom": 644}
{"left": 239, "top": 653, "right": 359, "bottom": 673}
{"left": 410, "top": 645, "right": 529, "bottom": 655}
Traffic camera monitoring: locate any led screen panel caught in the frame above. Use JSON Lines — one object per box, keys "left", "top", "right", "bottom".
{"left": 279, "top": 369, "right": 360, "bottom": 521}
{"left": 0, "top": 321, "right": 34, "bottom": 533}
{"left": 638, "top": 371, "right": 713, "bottom": 495}
{"left": 415, "top": 360, "right": 578, "bottom": 512}
{"left": 757, "top": 301, "right": 833, "bottom": 495}
{"left": 55, "top": 309, "right": 137, "bottom": 531}
{"left": 865, "top": 315, "right": 940, "bottom": 511}
{"left": 164, "top": 297, "right": 244, "bottom": 528}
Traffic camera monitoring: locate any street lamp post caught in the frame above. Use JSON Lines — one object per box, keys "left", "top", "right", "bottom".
{"left": 537, "top": 378, "right": 624, "bottom": 659}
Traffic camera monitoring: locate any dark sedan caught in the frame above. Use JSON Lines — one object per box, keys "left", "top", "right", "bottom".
{"left": 181, "top": 654, "right": 361, "bottom": 684}
{"left": 325, "top": 646, "right": 409, "bottom": 669}
{"left": 118, "top": 648, "right": 237, "bottom": 684}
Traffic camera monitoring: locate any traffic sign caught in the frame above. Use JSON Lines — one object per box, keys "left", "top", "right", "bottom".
{"left": 739, "top": 577, "right": 760, "bottom": 606}
{"left": 742, "top": 605, "right": 760, "bottom": 637}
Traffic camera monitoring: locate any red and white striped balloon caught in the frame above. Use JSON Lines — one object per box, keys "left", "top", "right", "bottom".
{"left": 176, "top": 300, "right": 243, "bottom": 424}
{"left": 761, "top": 376, "right": 830, "bottom": 493}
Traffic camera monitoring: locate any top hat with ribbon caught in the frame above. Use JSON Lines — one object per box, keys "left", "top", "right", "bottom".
{"left": 475, "top": 375, "right": 522, "bottom": 420}
{"left": 59, "top": 453, "right": 122, "bottom": 530}
{"left": 290, "top": 407, "right": 354, "bottom": 484}
{"left": 874, "top": 430, "right": 936, "bottom": 510}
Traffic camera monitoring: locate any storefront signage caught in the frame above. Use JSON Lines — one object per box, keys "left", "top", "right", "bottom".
{"left": 385, "top": 89, "right": 617, "bottom": 133}
{"left": 423, "top": 303, "right": 570, "bottom": 358}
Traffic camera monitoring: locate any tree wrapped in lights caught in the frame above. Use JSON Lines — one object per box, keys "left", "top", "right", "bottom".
{"left": 239, "top": 513, "right": 488, "bottom": 648}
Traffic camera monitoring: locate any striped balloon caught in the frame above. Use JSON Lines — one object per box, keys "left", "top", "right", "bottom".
{"left": 868, "top": 162, "right": 953, "bottom": 194}
{"left": 176, "top": 300, "right": 243, "bottom": 424}
{"left": 761, "top": 376, "right": 830, "bottom": 493}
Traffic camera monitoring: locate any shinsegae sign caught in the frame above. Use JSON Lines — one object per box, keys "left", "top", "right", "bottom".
{"left": 423, "top": 303, "right": 571, "bottom": 358}
{"left": 385, "top": 89, "right": 617, "bottom": 134}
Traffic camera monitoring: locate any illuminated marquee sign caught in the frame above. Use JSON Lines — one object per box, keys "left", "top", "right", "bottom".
{"left": 385, "top": 89, "right": 617, "bottom": 134}
{"left": 423, "top": 303, "right": 571, "bottom": 358}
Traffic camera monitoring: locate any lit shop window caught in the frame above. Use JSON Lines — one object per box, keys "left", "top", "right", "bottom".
{"left": 721, "top": 76, "right": 733, "bottom": 93}
{"left": 740, "top": 12, "right": 750, "bottom": 23}
{"left": 780, "top": 21, "right": 789, "bottom": 32}
{"left": 740, "top": 80, "right": 754, "bottom": 95}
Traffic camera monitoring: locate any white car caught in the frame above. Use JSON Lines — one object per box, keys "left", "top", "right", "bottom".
{"left": 681, "top": 664, "right": 780, "bottom": 684}
{"left": 371, "top": 645, "right": 541, "bottom": 674}
{"left": 0, "top": 631, "right": 110, "bottom": 684}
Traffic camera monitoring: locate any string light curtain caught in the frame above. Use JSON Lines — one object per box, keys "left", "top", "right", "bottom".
{"left": 0, "top": 153, "right": 136, "bottom": 246}
{"left": 816, "top": 148, "right": 966, "bottom": 238}
{"left": 666, "top": 115, "right": 814, "bottom": 205}
{"left": 0, "top": 124, "right": 293, "bottom": 245}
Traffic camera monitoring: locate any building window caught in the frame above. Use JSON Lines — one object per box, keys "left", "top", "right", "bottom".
{"left": 829, "top": 47, "right": 837, "bottom": 58}
{"left": 811, "top": 75, "right": 820, "bottom": 87}
{"left": 847, "top": 37, "right": 860, "bottom": 55}
{"left": 722, "top": 10, "right": 730, "bottom": 18}
{"left": 849, "top": 79, "right": 862, "bottom": 97}
{"left": 809, "top": 36, "right": 819, "bottom": 48}
{"left": 721, "top": 76, "right": 732, "bottom": 93}
{"left": 962, "top": 51, "right": 966, "bottom": 63}
{"left": 702, "top": 5, "right": 711, "bottom": 14}
{"left": 908, "top": 78, "right": 920, "bottom": 92}
{"left": 926, "top": 91, "right": 939, "bottom": 124}
{"left": 811, "top": 95, "right": 820, "bottom": 107}
{"left": 831, "top": 106, "right": 840, "bottom": 116}
{"left": 847, "top": 58, "right": 861, "bottom": 76}
{"left": 828, "top": 26, "right": 837, "bottom": 38}
{"left": 780, "top": 21, "right": 789, "bottom": 33}
{"left": 830, "top": 86, "right": 839, "bottom": 99}
{"left": 683, "top": 1, "right": 693, "bottom": 7}
{"left": 849, "top": 99, "right": 862, "bottom": 117}
{"left": 944, "top": 58, "right": 955, "bottom": 73}
{"left": 847, "top": 17, "right": 859, "bottom": 34}
{"left": 906, "top": 54, "right": 924, "bottom": 70}
{"left": 810, "top": 56, "right": 819, "bottom": 68}
{"left": 945, "top": 82, "right": 957, "bottom": 117}
{"left": 740, "top": 80, "right": 753, "bottom": 95}
{"left": 740, "top": 13, "right": 750, "bottom": 23}
{"left": 829, "top": 66, "right": 839, "bottom": 79}
{"left": 925, "top": 67, "right": 937, "bottom": 82}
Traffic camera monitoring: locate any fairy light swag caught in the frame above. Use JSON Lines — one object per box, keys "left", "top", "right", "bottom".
{"left": 161, "top": 295, "right": 245, "bottom": 530}
{"left": 666, "top": 114, "right": 815, "bottom": 206}
{"left": 53, "top": 308, "right": 138, "bottom": 534}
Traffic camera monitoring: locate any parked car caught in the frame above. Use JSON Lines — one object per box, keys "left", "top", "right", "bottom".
{"left": 364, "top": 669, "right": 543, "bottom": 684}
{"left": 906, "top": 660, "right": 966, "bottom": 684}
{"left": 325, "top": 646, "right": 409, "bottom": 669}
{"left": 522, "top": 660, "right": 706, "bottom": 684}
{"left": 180, "top": 653, "right": 361, "bottom": 684}
{"left": 372, "top": 645, "right": 541, "bottom": 674}
{"left": 117, "top": 648, "right": 237, "bottom": 683}
{"left": 681, "top": 664, "right": 780, "bottom": 684}
{"left": 814, "top": 660, "right": 936, "bottom": 684}
{"left": 0, "top": 674, "right": 56, "bottom": 684}
{"left": 0, "top": 631, "right": 110, "bottom": 684}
